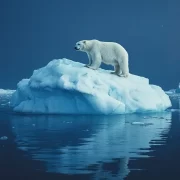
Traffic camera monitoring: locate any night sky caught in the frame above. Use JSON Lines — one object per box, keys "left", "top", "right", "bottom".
{"left": 0, "top": 0, "right": 179, "bottom": 90}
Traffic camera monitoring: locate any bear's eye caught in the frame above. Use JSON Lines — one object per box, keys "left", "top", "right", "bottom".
{"left": 83, "top": 41, "right": 86, "bottom": 44}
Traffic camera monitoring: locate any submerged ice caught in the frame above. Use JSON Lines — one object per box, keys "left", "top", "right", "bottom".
{"left": 10, "top": 59, "right": 171, "bottom": 114}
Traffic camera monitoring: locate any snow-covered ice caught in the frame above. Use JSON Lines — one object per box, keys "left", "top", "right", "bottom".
{"left": 131, "top": 122, "right": 154, "bottom": 126}
{"left": 0, "top": 89, "right": 15, "bottom": 96}
{"left": 166, "top": 82, "right": 180, "bottom": 95}
{"left": 10, "top": 58, "right": 171, "bottom": 114}
{"left": 0, "top": 89, "right": 15, "bottom": 108}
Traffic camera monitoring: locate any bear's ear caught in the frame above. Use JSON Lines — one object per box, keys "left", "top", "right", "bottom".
{"left": 83, "top": 40, "right": 86, "bottom": 44}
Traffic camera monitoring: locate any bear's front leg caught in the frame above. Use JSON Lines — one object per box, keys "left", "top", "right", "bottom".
{"left": 84, "top": 64, "right": 90, "bottom": 67}
{"left": 85, "top": 65, "right": 98, "bottom": 70}
{"left": 84, "top": 53, "right": 92, "bottom": 67}
{"left": 85, "top": 54, "right": 101, "bottom": 70}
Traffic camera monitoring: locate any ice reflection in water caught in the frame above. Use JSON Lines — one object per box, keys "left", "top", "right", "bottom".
{"left": 11, "top": 112, "right": 171, "bottom": 179}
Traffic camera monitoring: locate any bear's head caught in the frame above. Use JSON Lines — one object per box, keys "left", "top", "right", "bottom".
{"left": 75, "top": 40, "right": 98, "bottom": 52}
{"left": 74, "top": 40, "right": 87, "bottom": 52}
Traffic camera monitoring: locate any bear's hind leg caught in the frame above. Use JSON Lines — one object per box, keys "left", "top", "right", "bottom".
{"left": 119, "top": 61, "right": 129, "bottom": 78}
{"left": 111, "top": 63, "right": 122, "bottom": 76}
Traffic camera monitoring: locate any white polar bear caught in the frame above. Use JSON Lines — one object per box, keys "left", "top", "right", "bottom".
{"left": 74, "top": 39, "right": 129, "bottom": 77}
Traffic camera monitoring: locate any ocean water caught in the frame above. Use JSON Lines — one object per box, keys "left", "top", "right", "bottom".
{"left": 0, "top": 94, "right": 180, "bottom": 180}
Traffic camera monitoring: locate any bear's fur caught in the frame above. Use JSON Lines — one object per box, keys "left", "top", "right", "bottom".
{"left": 75, "top": 39, "right": 129, "bottom": 77}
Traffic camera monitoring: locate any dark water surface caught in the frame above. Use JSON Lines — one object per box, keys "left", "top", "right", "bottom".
{"left": 0, "top": 96, "right": 180, "bottom": 180}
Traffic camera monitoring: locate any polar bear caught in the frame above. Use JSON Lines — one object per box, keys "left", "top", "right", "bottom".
{"left": 74, "top": 39, "right": 129, "bottom": 77}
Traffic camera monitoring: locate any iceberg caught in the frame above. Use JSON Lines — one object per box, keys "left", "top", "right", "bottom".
{"left": 0, "top": 89, "right": 15, "bottom": 109}
{"left": 0, "top": 89, "right": 15, "bottom": 96}
{"left": 10, "top": 58, "right": 171, "bottom": 114}
{"left": 166, "top": 83, "right": 180, "bottom": 95}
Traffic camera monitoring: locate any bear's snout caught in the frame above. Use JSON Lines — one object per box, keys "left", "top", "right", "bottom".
{"left": 74, "top": 46, "right": 79, "bottom": 50}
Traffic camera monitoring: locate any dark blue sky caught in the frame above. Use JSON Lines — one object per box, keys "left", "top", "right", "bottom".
{"left": 0, "top": 0, "right": 179, "bottom": 90}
